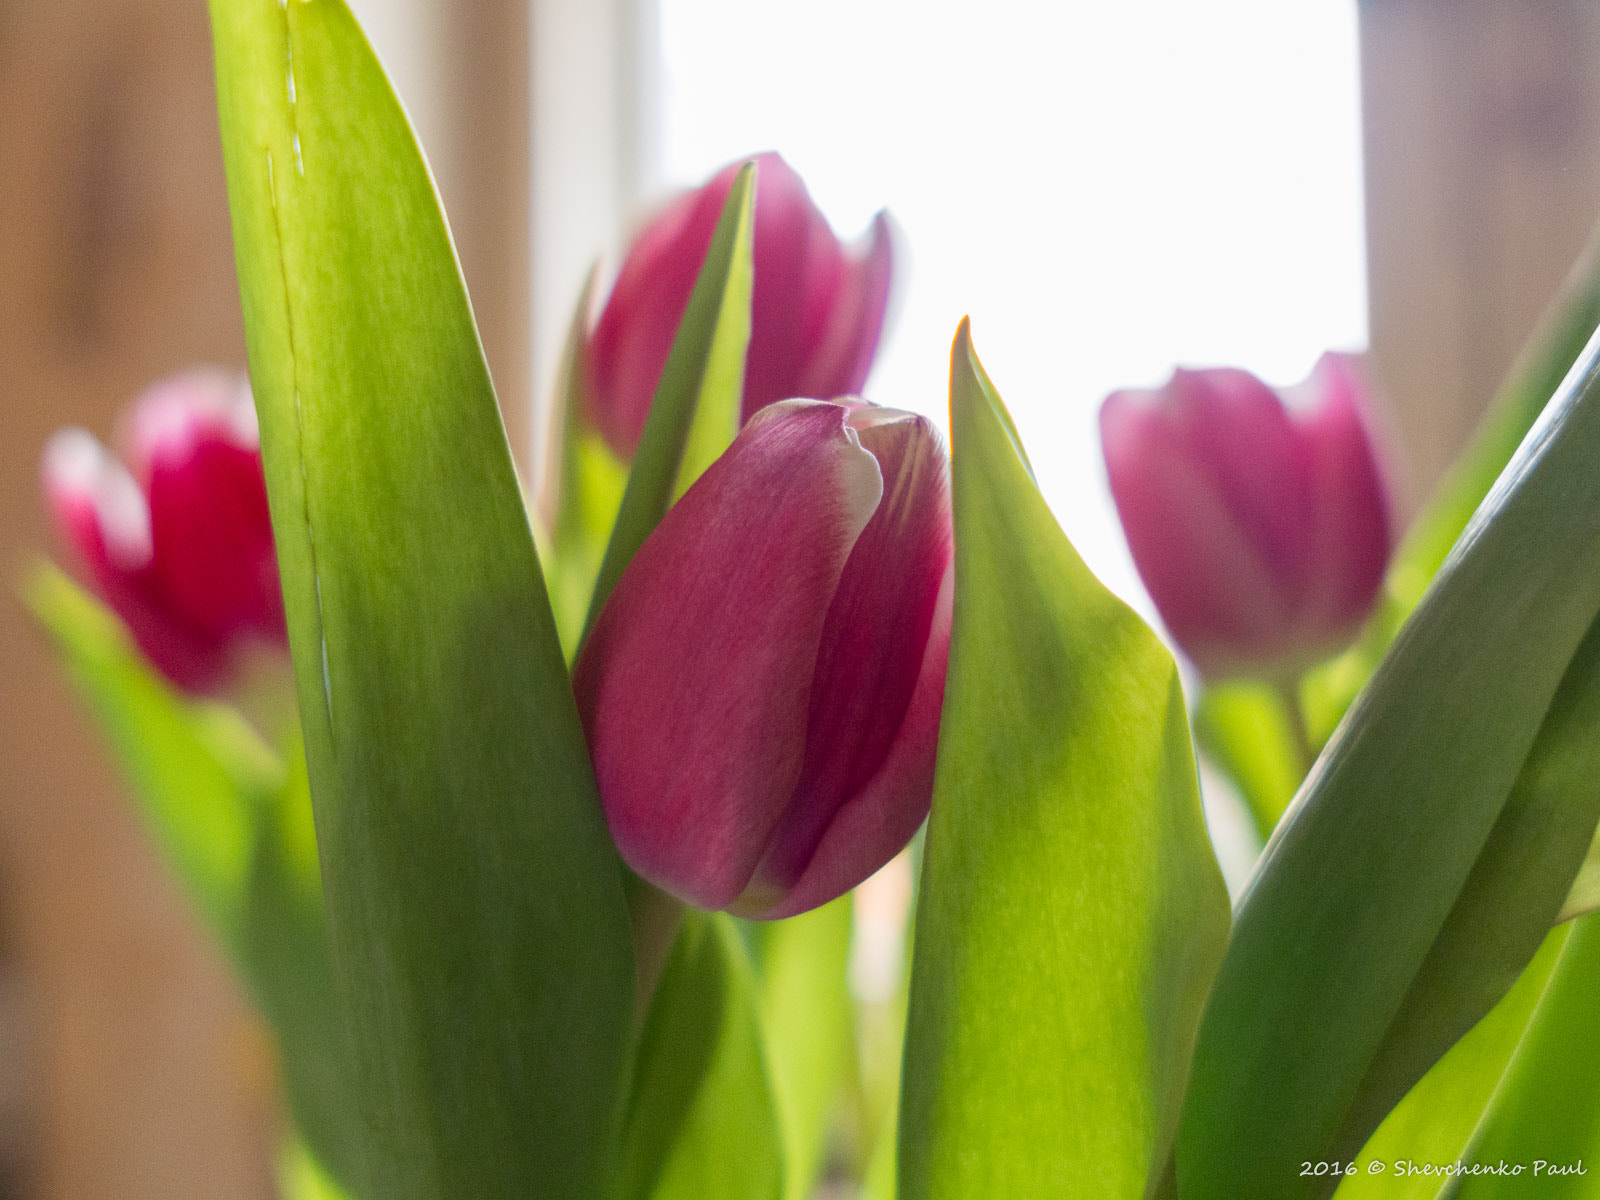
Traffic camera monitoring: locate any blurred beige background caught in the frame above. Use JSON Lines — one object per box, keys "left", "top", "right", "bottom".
{"left": 3, "top": 0, "right": 1600, "bottom": 1196}
{"left": 0, "top": 1, "right": 530, "bottom": 1195}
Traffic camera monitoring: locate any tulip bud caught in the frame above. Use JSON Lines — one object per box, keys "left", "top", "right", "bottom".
{"left": 1099, "top": 353, "right": 1393, "bottom": 681}
{"left": 586, "top": 152, "right": 893, "bottom": 458}
{"left": 42, "top": 369, "right": 285, "bottom": 690}
{"left": 575, "top": 399, "right": 951, "bottom": 918}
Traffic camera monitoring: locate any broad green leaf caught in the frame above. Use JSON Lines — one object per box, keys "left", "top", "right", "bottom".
{"left": 1334, "top": 930, "right": 1569, "bottom": 1200}
{"left": 543, "top": 268, "right": 630, "bottom": 656}
{"left": 208, "top": 4, "right": 634, "bottom": 1197}
{"left": 621, "top": 911, "right": 784, "bottom": 1200}
{"left": 1178, "top": 330, "right": 1600, "bottom": 1200}
{"left": 1309, "top": 608, "right": 1600, "bottom": 1171}
{"left": 583, "top": 164, "right": 755, "bottom": 637}
{"left": 1192, "top": 680, "right": 1307, "bottom": 838}
{"left": 899, "top": 322, "right": 1230, "bottom": 1198}
{"left": 750, "top": 898, "right": 856, "bottom": 1200}
{"left": 24, "top": 565, "right": 276, "bottom": 943}
{"left": 1452, "top": 915, "right": 1600, "bottom": 1198}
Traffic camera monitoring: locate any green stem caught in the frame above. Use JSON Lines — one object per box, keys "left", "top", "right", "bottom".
{"left": 1276, "top": 678, "right": 1316, "bottom": 783}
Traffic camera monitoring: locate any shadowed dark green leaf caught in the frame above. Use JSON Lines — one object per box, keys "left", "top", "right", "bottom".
{"left": 1178, "top": 330, "right": 1600, "bottom": 1200}
{"left": 621, "top": 911, "right": 784, "bottom": 1200}
{"left": 583, "top": 165, "right": 755, "bottom": 637}
{"left": 899, "top": 322, "right": 1230, "bottom": 1198}
{"left": 208, "top": 3, "right": 635, "bottom": 1197}
{"left": 1322, "top": 611, "right": 1600, "bottom": 1166}
{"left": 1333, "top": 929, "right": 1569, "bottom": 1200}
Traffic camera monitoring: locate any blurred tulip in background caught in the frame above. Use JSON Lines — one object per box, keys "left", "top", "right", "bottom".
{"left": 586, "top": 152, "right": 894, "bottom": 456}
{"left": 1100, "top": 352, "right": 1392, "bottom": 681}
{"left": 41, "top": 369, "right": 285, "bottom": 691}
{"left": 575, "top": 399, "right": 951, "bottom": 918}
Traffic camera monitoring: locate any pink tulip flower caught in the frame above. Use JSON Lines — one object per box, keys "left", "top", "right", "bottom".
{"left": 586, "top": 152, "right": 893, "bottom": 458}
{"left": 42, "top": 369, "right": 285, "bottom": 690}
{"left": 1100, "top": 353, "right": 1393, "bottom": 681}
{"left": 575, "top": 399, "right": 951, "bottom": 918}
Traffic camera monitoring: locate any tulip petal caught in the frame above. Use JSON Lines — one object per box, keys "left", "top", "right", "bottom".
{"left": 762, "top": 565, "right": 952, "bottom": 921}
{"left": 796, "top": 211, "right": 894, "bottom": 408}
{"left": 1169, "top": 367, "right": 1313, "bottom": 589}
{"left": 1101, "top": 388, "right": 1301, "bottom": 675}
{"left": 588, "top": 183, "right": 726, "bottom": 455}
{"left": 575, "top": 400, "right": 884, "bottom": 909}
{"left": 740, "top": 407, "right": 951, "bottom": 915}
{"left": 743, "top": 153, "right": 848, "bottom": 417}
{"left": 589, "top": 150, "right": 894, "bottom": 454}
{"left": 1101, "top": 357, "right": 1394, "bottom": 680}
{"left": 1295, "top": 353, "right": 1394, "bottom": 639}
{"left": 42, "top": 428, "right": 224, "bottom": 688}
{"left": 125, "top": 372, "right": 284, "bottom": 642}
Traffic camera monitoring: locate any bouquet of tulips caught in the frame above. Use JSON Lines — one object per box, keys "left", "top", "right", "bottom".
{"left": 29, "top": 3, "right": 1600, "bottom": 1198}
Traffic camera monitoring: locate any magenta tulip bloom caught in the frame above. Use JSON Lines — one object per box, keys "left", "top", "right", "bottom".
{"left": 42, "top": 369, "right": 285, "bottom": 690}
{"left": 575, "top": 400, "right": 951, "bottom": 918}
{"left": 586, "top": 152, "right": 893, "bottom": 458}
{"left": 1100, "top": 353, "right": 1393, "bottom": 680}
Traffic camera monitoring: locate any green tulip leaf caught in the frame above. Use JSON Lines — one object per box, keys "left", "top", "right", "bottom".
{"left": 1332, "top": 929, "right": 1570, "bottom": 1200}
{"left": 1450, "top": 915, "right": 1600, "bottom": 1198}
{"left": 583, "top": 164, "right": 755, "bottom": 637}
{"left": 621, "top": 911, "right": 785, "bottom": 1200}
{"left": 899, "top": 322, "right": 1231, "bottom": 1198}
{"left": 1178, "top": 331, "right": 1600, "bottom": 1200}
{"left": 542, "top": 268, "right": 629, "bottom": 656}
{"left": 749, "top": 898, "right": 856, "bottom": 1200}
{"left": 1313, "top": 608, "right": 1600, "bottom": 1171}
{"left": 208, "top": 3, "right": 635, "bottom": 1197}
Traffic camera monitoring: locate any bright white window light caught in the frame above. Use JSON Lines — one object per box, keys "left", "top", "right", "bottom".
{"left": 653, "top": 0, "right": 1366, "bottom": 616}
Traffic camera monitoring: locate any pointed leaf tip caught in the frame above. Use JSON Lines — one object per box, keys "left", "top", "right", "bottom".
{"left": 904, "top": 336, "right": 1228, "bottom": 1198}
{"left": 948, "top": 320, "right": 1032, "bottom": 478}
{"left": 582, "top": 161, "right": 757, "bottom": 644}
